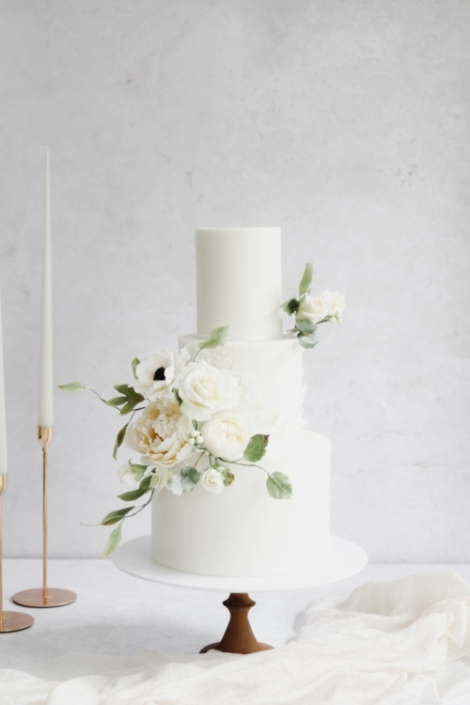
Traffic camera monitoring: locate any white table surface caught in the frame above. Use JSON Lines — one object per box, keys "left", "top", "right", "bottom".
{"left": 1, "top": 560, "right": 470, "bottom": 703}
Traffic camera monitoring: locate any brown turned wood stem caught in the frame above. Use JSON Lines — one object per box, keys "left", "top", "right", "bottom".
{"left": 200, "top": 593, "right": 273, "bottom": 655}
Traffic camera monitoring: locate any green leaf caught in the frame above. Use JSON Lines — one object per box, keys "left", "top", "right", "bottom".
{"left": 117, "top": 476, "right": 151, "bottom": 501}
{"left": 297, "top": 332, "right": 318, "bottom": 349}
{"left": 101, "top": 506, "right": 135, "bottom": 526}
{"left": 280, "top": 298, "right": 299, "bottom": 316}
{"left": 181, "top": 466, "right": 201, "bottom": 490}
{"left": 173, "top": 388, "right": 183, "bottom": 406}
{"left": 299, "top": 262, "right": 313, "bottom": 296}
{"left": 107, "top": 396, "right": 127, "bottom": 407}
{"left": 138, "top": 475, "right": 152, "bottom": 491}
{"left": 113, "top": 423, "right": 129, "bottom": 459}
{"left": 103, "top": 522, "right": 123, "bottom": 558}
{"left": 110, "top": 384, "right": 144, "bottom": 415}
{"left": 199, "top": 325, "right": 229, "bottom": 350}
{"left": 219, "top": 467, "right": 235, "bottom": 486}
{"left": 295, "top": 318, "right": 317, "bottom": 334}
{"left": 131, "top": 358, "right": 140, "bottom": 379}
{"left": 244, "top": 434, "right": 269, "bottom": 463}
{"left": 58, "top": 381, "right": 88, "bottom": 393}
{"left": 266, "top": 472, "right": 292, "bottom": 500}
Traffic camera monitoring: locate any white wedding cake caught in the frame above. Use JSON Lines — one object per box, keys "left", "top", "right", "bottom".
{"left": 151, "top": 227, "right": 331, "bottom": 577}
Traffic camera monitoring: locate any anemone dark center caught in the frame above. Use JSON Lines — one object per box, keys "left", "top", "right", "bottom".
{"left": 153, "top": 366, "right": 166, "bottom": 381}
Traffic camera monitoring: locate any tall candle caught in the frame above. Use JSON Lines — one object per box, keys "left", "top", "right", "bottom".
{"left": 0, "top": 293, "right": 7, "bottom": 474}
{"left": 38, "top": 148, "right": 54, "bottom": 427}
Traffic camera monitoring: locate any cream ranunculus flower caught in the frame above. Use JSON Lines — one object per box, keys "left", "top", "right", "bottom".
{"left": 201, "top": 412, "right": 250, "bottom": 461}
{"left": 201, "top": 467, "right": 225, "bottom": 495}
{"left": 133, "top": 348, "right": 191, "bottom": 400}
{"left": 125, "top": 398, "right": 194, "bottom": 467}
{"left": 177, "top": 360, "right": 239, "bottom": 422}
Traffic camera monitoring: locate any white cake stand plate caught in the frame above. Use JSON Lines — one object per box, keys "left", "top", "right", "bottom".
{"left": 113, "top": 536, "right": 367, "bottom": 655}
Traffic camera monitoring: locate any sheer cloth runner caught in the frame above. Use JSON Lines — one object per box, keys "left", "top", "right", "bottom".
{"left": 1, "top": 571, "right": 470, "bottom": 704}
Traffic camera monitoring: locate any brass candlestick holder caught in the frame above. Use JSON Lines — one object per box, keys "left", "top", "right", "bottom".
{"left": 12, "top": 427, "right": 77, "bottom": 608}
{"left": 0, "top": 475, "right": 34, "bottom": 632}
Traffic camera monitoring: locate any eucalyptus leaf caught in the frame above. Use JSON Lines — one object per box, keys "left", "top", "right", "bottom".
{"left": 101, "top": 506, "right": 135, "bottom": 526}
{"left": 107, "top": 396, "right": 127, "bottom": 407}
{"left": 298, "top": 332, "right": 318, "bottom": 349}
{"left": 199, "top": 325, "right": 229, "bottom": 350}
{"left": 280, "top": 298, "right": 299, "bottom": 316}
{"left": 181, "top": 466, "right": 201, "bottom": 490}
{"left": 103, "top": 522, "right": 123, "bottom": 558}
{"left": 298, "top": 262, "right": 313, "bottom": 296}
{"left": 131, "top": 358, "right": 140, "bottom": 379}
{"left": 113, "top": 423, "right": 129, "bottom": 459}
{"left": 244, "top": 434, "right": 269, "bottom": 463}
{"left": 266, "top": 472, "right": 292, "bottom": 500}
{"left": 58, "top": 381, "right": 89, "bottom": 393}
{"left": 295, "top": 318, "right": 317, "bottom": 334}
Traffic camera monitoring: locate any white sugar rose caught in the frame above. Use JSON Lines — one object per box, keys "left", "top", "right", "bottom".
{"left": 125, "top": 398, "right": 194, "bottom": 467}
{"left": 323, "top": 290, "right": 346, "bottom": 323}
{"left": 177, "top": 360, "right": 239, "bottom": 422}
{"left": 149, "top": 467, "right": 171, "bottom": 491}
{"left": 201, "top": 412, "right": 249, "bottom": 461}
{"left": 201, "top": 467, "right": 225, "bottom": 495}
{"left": 133, "top": 348, "right": 191, "bottom": 400}
{"left": 297, "top": 293, "right": 330, "bottom": 324}
{"left": 297, "top": 289, "right": 346, "bottom": 325}
{"left": 118, "top": 463, "right": 139, "bottom": 486}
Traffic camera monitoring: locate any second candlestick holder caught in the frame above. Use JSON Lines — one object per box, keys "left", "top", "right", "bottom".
{"left": 12, "top": 427, "right": 77, "bottom": 608}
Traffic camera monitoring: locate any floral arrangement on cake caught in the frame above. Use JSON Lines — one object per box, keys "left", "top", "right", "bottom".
{"left": 60, "top": 263, "right": 344, "bottom": 556}
{"left": 281, "top": 263, "right": 346, "bottom": 348}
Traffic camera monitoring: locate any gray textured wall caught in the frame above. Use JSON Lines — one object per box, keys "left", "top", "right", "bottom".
{"left": 1, "top": 0, "right": 469, "bottom": 561}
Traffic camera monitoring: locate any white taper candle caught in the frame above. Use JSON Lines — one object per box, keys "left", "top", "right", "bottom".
{"left": 0, "top": 293, "right": 7, "bottom": 474}
{"left": 38, "top": 148, "right": 54, "bottom": 427}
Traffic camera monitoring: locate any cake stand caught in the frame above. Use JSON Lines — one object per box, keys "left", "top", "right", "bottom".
{"left": 113, "top": 535, "right": 367, "bottom": 654}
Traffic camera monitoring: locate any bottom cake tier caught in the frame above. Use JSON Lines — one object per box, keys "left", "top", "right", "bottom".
{"left": 151, "top": 430, "right": 330, "bottom": 577}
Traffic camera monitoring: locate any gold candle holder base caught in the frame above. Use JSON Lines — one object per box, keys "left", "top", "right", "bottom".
{"left": 0, "top": 610, "right": 34, "bottom": 633}
{"left": 0, "top": 476, "right": 35, "bottom": 632}
{"left": 12, "top": 587, "right": 76, "bottom": 608}
{"left": 11, "top": 427, "right": 77, "bottom": 609}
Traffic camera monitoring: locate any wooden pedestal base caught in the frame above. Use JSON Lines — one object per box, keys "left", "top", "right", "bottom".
{"left": 200, "top": 593, "right": 273, "bottom": 655}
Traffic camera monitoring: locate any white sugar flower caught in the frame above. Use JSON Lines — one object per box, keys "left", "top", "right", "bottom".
{"left": 118, "top": 463, "right": 139, "bottom": 486}
{"left": 201, "top": 467, "right": 225, "bottom": 495}
{"left": 177, "top": 360, "right": 239, "bottom": 422}
{"left": 201, "top": 412, "right": 250, "bottom": 461}
{"left": 133, "top": 348, "right": 191, "bottom": 400}
{"left": 149, "top": 467, "right": 171, "bottom": 491}
{"left": 323, "top": 290, "right": 346, "bottom": 323}
{"left": 297, "top": 290, "right": 345, "bottom": 325}
{"left": 125, "top": 398, "right": 194, "bottom": 467}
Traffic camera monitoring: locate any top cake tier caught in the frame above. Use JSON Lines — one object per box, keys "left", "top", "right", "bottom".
{"left": 196, "top": 227, "right": 283, "bottom": 340}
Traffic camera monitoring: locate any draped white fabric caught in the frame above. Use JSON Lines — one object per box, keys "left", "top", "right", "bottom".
{"left": 2, "top": 571, "right": 470, "bottom": 705}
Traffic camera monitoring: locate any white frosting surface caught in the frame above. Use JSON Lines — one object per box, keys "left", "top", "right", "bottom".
{"left": 152, "top": 430, "right": 330, "bottom": 576}
{"left": 196, "top": 228, "right": 283, "bottom": 340}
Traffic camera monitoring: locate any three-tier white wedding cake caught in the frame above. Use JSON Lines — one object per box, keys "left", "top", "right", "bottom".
{"left": 151, "top": 227, "right": 331, "bottom": 577}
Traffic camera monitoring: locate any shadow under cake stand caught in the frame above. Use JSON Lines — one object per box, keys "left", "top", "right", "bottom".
{"left": 113, "top": 535, "right": 368, "bottom": 654}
